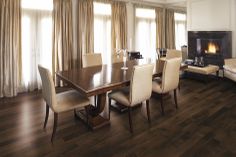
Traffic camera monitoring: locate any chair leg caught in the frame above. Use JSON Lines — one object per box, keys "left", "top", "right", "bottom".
{"left": 174, "top": 89, "right": 178, "bottom": 109}
{"left": 74, "top": 109, "right": 77, "bottom": 117}
{"left": 94, "top": 96, "right": 97, "bottom": 107}
{"left": 108, "top": 98, "right": 111, "bottom": 120}
{"left": 160, "top": 94, "right": 164, "bottom": 115}
{"left": 44, "top": 104, "right": 49, "bottom": 129}
{"left": 146, "top": 100, "right": 151, "bottom": 123}
{"left": 85, "top": 107, "right": 90, "bottom": 130}
{"left": 51, "top": 113, "right": 58, "bottom": 143}
{"left": 128, "top": 107, "right": 133, "bottom": 133}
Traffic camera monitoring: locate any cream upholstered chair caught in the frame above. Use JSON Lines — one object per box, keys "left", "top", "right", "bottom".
{"left": 224, "top": 58, "right": 236, "bottom": 81}
{"left": 152, "top": 58, "right": 182, "bottom": 115}
{"left": 166, "top": 49, "right": 183, "bottom": 60}
{"left": 82, "top": 53, "right": 102, "bottom": 106}
{"left": 38, "top": 65, "right": 90, "bottom": 142}
{"left": 156, "top": 49, "right": 182, "bottom": 74}
{"left": 82, "top": 53, "right": 102, "bottom": 68}
{"left": 108, "top": 64, "right": 154, "bottom": 133}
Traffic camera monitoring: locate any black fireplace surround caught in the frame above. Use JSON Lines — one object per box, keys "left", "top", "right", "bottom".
{"left": 188, "top": 31, "right": 232, "bottom": 68}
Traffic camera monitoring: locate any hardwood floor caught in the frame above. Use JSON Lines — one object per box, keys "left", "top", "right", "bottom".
{"left": 0, "top": 78, "right": 236, "bottom": 157}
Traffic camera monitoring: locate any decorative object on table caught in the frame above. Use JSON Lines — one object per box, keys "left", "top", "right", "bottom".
{"left": 193, "top": 56, "right": 205, "bottom": 67}
{"left": 121, "top": 49, "right": 128, "bottom": 70}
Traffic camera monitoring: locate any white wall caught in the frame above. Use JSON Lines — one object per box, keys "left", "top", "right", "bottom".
{"left": 187, "top": 0, "right": 236, "bottom": 57}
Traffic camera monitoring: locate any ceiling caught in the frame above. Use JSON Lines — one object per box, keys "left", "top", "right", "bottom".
{"left": 135, "top": 0, "right": 187, "bottom": 7}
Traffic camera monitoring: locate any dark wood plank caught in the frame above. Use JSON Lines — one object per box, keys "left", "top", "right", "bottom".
{"left": 0, "top": 78, "right": 235, "bottom": 157}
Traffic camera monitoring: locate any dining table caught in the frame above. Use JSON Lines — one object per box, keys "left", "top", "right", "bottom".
{"left": 56, "top": 59, "right": 187, "bottom": 130}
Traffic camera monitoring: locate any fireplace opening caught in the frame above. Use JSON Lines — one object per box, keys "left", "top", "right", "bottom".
{"left": 188, "top": 31, "right": 232, "bottom": 68}
{"left": 197, "top": 38, "right": 221, "bottom": 55}
{"left": 205, "top": 41, "right": 220, "bottom": 54}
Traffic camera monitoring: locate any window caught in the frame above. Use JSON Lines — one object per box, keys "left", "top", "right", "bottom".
{"left": 94, "top": 2, "right": 112, "bottom": 64}
{"left": 21, "top": 0, "right": 53, "bottom": 90}
{"left": 174, "top": 12, "right": 187, "bottom": 50}
{"left": 135, "top": 8, "right": 156, "bottom": 59}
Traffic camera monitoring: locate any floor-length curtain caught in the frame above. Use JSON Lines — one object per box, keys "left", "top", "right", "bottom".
{"left": 21, "top": 9, "right": 52, "bottom": 91}
{"left": 0, "top": 0, "right": 21, "bottom": 97}
{"left": 165, "top": 9, "right": 175, "bottom": 49}
{"left": 111, "top": 1, "right": 127, "bottom": 54}
{"left": 53, "top": 0, "right": 73, "bottom": 80}
{"left": 77, "top": 0, "right": 94, "bottom": 68}
{"left": 155, "top": 7, "right": 165, "bottom": 49}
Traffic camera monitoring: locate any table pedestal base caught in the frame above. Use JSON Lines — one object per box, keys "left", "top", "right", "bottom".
{"left": 75, "top": 106, "right": 110, "bottom": 130}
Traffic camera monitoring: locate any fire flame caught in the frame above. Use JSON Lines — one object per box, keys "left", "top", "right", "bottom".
{"left": 206, "top": 42, "right": 219, "bottom": 54}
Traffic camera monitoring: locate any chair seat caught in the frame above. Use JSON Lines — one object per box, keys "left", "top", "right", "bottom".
{"left": 108, "top": 87, "right": 130, "bottom": 107}
{"left": 152, "top": 79, "right": 162, "bottom": 93}
{"left": 224, "top": 65, "right": 236, "bottom": 74}
{"left": 55, "top": 90, "right": 90, "bottom": 113}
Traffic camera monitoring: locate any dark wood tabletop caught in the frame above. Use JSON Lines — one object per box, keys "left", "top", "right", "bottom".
{"left": 56, "top": 59, "right": 161, "bottom": 97}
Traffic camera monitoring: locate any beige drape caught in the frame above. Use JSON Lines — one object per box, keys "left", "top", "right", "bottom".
{"left": 52, "top": 0, "right": 73, "bottom": 78}
{"left": 165, "top": 9, "right": 175, "bottom": 49}
{"left": 111, "top": 1, "right": 127, "bottom": 53}
{"left": 155, "top": 7, "right": 165, "bottom": 48}
{"left": 77, "top": 0, "right": 94, "bottom": 68}
{"left": 0, "top": 0, "right": 21, "bottom": 97}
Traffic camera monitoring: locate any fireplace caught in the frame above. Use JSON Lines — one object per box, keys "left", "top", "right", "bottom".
{"left": 188, "top": 31, "right": 232, "bottom": 68}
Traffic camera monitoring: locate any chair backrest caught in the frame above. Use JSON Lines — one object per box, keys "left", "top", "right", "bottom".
{"left": 166, "top": 49, "right": 182, "bottom": 60}
{"left": 129, "top": 64, "right": 154, "bottom": 106}
{"left": 224, "top": 58, "right": 236, "bottom": 66}
{"left": 181, "top": 46, "right": 188, "bottom": 61}
{"left": 161, "top": 58, "right": 182, "bottom": 93}
{"left": 38, "top": 65, "right": 57, "bottom": 111}
{"left": 82, "top": 53, "right": 102, "bottom": 68}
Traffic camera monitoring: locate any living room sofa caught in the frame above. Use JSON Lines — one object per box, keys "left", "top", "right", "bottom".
{"left": 224, "top": 58, "right": 236, "bottom": 82}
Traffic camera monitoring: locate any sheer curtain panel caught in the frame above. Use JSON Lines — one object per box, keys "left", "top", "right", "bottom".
{"left": 174, "top": 12, "right": 187, "bottom": 50}
{"left": 135, "top": 7, "right": 156, "bottom": 60}
{"left": 0, "top": 0, "right": 21, "bottom": 97}
{"left": 21, "top": 9, "right": 52, "bottom": 91}
{"left": 94, "top": 2, "right": 111, "bottom": 64}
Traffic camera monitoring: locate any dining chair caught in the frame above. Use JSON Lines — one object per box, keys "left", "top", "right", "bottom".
{"left": 152, "top": 58, "right": 182, "bottom": 115}
{"left": 163, "top": 49, "right": 183, "bottom": 90}
{"left": 166, "top": 49, "right": 183, "bottom": 60}
{"left": 108, "top": 64, "right": 154, "bottom": 133}
{"left": 38, "top": 65, "right": 90, "bottom": 142}
{"left": 82, "top": 53, "right": 102, "bottom": 68}
{"left": 82, "top": 53, "right": 102, "bottom": 106}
